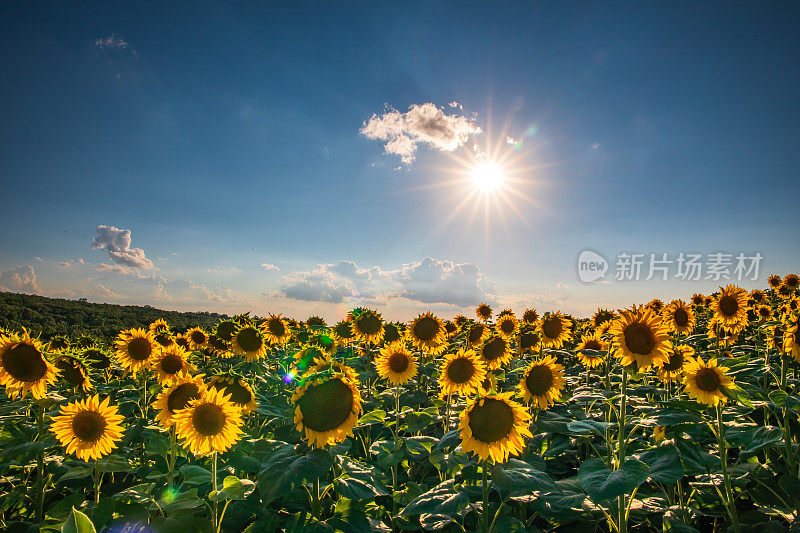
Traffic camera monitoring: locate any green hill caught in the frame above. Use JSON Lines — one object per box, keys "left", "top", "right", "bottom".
{"left": 0, "top": 292, "right": 229, "bottom": 342}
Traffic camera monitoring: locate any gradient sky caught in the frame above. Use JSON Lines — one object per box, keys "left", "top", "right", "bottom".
{"left": 1, "top": 2, "right": 798, "bottom": 321}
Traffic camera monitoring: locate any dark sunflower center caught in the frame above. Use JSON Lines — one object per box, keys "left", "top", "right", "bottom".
{"left": 190, "top": 331, "right": 207, "bottom": 344}
{"left": 542, "top": 318, "right": 562, "bottom": 339}
{"left": 236, "top": 328, "right": 262, "bottom": 352}
{"left": 155, "top": 333, "right": 173, "bottom": 347}
{"left": 447, "top": 357, "right": 475, "bottom": 384}
{"left": 673, "top": 308, "right": 689, "bottom": 327}
{"left": 623, "top": 323, "right": 656, "bottom": 355}
{"left": 692, "top": 296, "right": 704, "bottom": 305}
{"left": 215, "top": 380, "right": 253, "bottom": 405}
{"left": 51, "top": 339, "right": 69, "bottom": 350}
{"left": 787, "top": 275, "right": 799, "bottom": 288}
{"left": 759, "top": 308, "right": 771, "bottom": 317}
{"left": 388, "top": 351, "right": 409, "bottom": 373}
{"left": 482, "top": 338, "right": 506, "bottom": 361}
{"left": 584, "top": 340, "right": 602, "bottom": 351}
{"left": 477, "top": 305, "right": 491, "bottom": 318}
{"left": 719, "top": 295, "right": 739, "bottom": 317}
{"left": 57, "top": 360, "right": 85, "bottom": 386}
{"left": 695, "top": 367, "right": 721, "bottom": 392}
{"left": 3, "top": 343, "right": 47, "bottom": 382}
{"left": 663, "top": 350, "right": 685, "bottom": 372}
{"left": 297, "top": 378, "right": 354, "bottom": 432}
{"left": 176, "top": 337, "right": 190, "bottom": 349}
{"left": 357, "top": 315, "right": 381, "bottom": 336}
{"left": 520, "top": 332, "right": 538, "bottom": 350}
{"left": 468, "top": 398, "right": 515, "bottom": 444}
{"left": 468, "top": 324, "right": 485, "bottom": 344}
{"left": 72, "top": 410, "right": 106, "bottom": 442}
{"left": 499, "top": 319, "right": 515, "bottom": 334}
{"left": 160, "top": 353, "right": 184, "bottom": 374}
{"left": 334, "top": 323, "right": 353, "bottom": 339}
{"left": 526, "top": 365, "right": 554, "bottom": 396}
{"left": 413, "top": 317, "right": 439, "bottom": 342}
{"left": 192, "top": 403, "right": 226, "bottom": 436}
{"left": 167, "top": 383, "right": 200, "bottom": 413}
{"left": 523, "top": 311, "right": 537, "bottom": 323}
{"left": 127, "top": 337, "right": 153, "bottom": 361}
{"left": 217, "top": 322, "right": 237, "bottom": 341}
{"left": 267, "top": 319, "right": 286, "bottom": 337}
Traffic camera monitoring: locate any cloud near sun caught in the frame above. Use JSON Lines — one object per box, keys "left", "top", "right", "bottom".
{"left": 360, "top": 102, "right": 481, "bottom": 164}
{"left": 280, "top": 257, "right": 496, "bottom": 308}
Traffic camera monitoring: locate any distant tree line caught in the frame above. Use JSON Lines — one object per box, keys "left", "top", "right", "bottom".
{"left": 0, "top": 292, "right": 228, "bottom": 342}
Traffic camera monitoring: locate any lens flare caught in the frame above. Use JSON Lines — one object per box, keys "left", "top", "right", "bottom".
{"left": 283, "top": 371, "right": 295, "bottom": 384}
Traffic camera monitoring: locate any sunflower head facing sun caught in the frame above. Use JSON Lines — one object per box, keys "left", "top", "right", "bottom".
{"left": 231, "top": 325, "right": 267, "bottom": 362}
{"left": 479, "top": 334, "right": 513, "bottom": 370}
{"left": 657, "top": 344, "right": 696, "bottom": 383}
{"left": 459, "top": 392, "right": 532, "bottom": 464}
{"left": 576, "top": 332, "right": 608, "bottom": 368}
{"left": 185, "top": 327, "right": 208, "bottom": 351}
{"left": 518, "top": 355, "right": 565, "bottom": 410}
{"left": 173, "top": 387, "right": 244, "bottom": 456}
{"left": 208, "top": 374, "right": 259, "bottom": 413}
{"left": 475, "top": 303, "right": 493, "bottom": 322}
{"left": 712, "top": 285, "right": 749, "bottom": 330}
{"left": 153, "top": 374, "right": 207, "bottom": 429}
{"left": 114, "top": 328, "right": 158, "bottom": 375}
{"left": 683, "top": 357, "right": 733, "bottom": 406}
{"left": 495, "top": 313, "right": 519, "bottom": 338}
{"left": 662, "top": 300, "right": 696, "bottom": 335}
{"left": 439, "top": 348, "right": 487, "bottom": 397}
{"left": 292, "top": 373, "right": 363, "bottom": 448}
{"left": 350, "top": 308, "right": 385, "bottom": 344}
{"left": 0, "top": 331, "right": 59, "bottom": 400}
{"left": 51, "top": 394, "right": 125, "bottom": 461}
{"left": 375, "top": 342, "right": 418, "bottom": 385}
{"left": 406, "top": 312, "right": 446, "bottom": 354}
{"left": 261, "top": 314, "right": 292, "bottom": 345}
{"left": 608, "top": 305, "right": 671, "bottom": 371}
{"left": 538, "top": 312, "right": 573, "bottom": 349}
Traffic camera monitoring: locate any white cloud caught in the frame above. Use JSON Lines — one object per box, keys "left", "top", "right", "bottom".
{"left": 95, "top": 33, "right": 127, "bottom": 49}
{"left": 280, "top": 257, "right": 495, "bottom": 308}
{"left": 360, "top": 103, "right": 482, "bottom": 164}
{"left": 261, "top": 263, "right": 280, "bottom": 271}
{"left": 58, "top": 259, "right": 86, "bottom": 268}
{"left": 0, "top": 265, "right": 40, "bottom": 294}
{"left": 91, "top": 225, "right": 154, "bottom": 270}
{"left": 93, "top": 284, "right": 121, "bottom": 299}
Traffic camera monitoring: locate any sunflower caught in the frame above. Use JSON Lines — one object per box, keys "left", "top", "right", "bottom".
{"left": 51, "top": 395, "right": 125, "bottom": 461}
{"left": 292, "top": 374, "right": 363, "bottom": 448}
{"left": 261, "top": 314, "right": 292, "bottom": 345}
{"left": 784, "top": 321, "right": 800, "bottom": 363}
{"left": 231, "top": 325, "right": 267, "bottom": 362}
{"left": 662, "top": 300, "right": 696, "bottom": 335}
{"left": 466, "top": 322, "right": 490, "bottom": 347}
{"left": 712, "top": 285, "right": 749, "bottom": 330}
{"left": 784, "top": 274, "right": 800, "bottom": 291}
{"left": 657, "top": 345, "right": 695, "bottom": 383}
{"left": 175, "top": 335, "right": 190, "bottom": 350}
{"left": 375, "top": 342, "right": 418, "bottom": 385}
{"left": 153, "top": 331, "right": 175, "bottom": 349}
{"left": 683, "top": 357, "right": 733, "bottom": 406}
{"left": 0, "top": 331, "right": 59, "bottom": 399}
{"left": 208, "top": 374, "right": 258, "bottom": 413}
{"left": 576, "top": 332, "right": 607, "bottom": 368}
{"left": 381, "top": 322, "right": 403, "bottom": 344}
{"left": 777, "top": 284, "right": 794, "bottom": 299}
{"left": 350, "top": 309, "right": 384, "bottom": 344}
{"left": 690, "top": 294, "right": 706, "bottom": 307}
{"left": 152, "top": 345, "right": 196, "bottom": 384}
{"left": 406, "top": 312, "right": 446, "bottom": 354}
{"left": 152, "top": 374, "right": 207, "bottom": 429}
{"left": 331, "top": 320, "right": 355, "bottom": 344}
{"left": 443, "top": 321, "right": 458, "bottom": 338}
{"left": 174, "top": 388, "right": 244, "bottom": 456}
{"left": 55, "top": 355, "right": 92, "bottom": 392}
{"left": 480, "top": 335, "right": 513, "bottom": 370}
{"left": 538, "top": 312, "right": 573, "bottom": 349}
{"left": 185, "top": 327, "right": 208, "bottom": 351}
{"left": 521, "top": 308, "right": 539, "bottom": 325}
{"left": 215, "top": 319, "right": 239, "bottom": 342}
{"left": 518, "top": 328, "right": 541, "bottom": 354}
{"left": 749, "top": 289, "right": 766, "bottom": 305}
{"left": 83, "top": 348, "right": 111, "bottom": 370}
{"left": 767, "top": 274, "right": 782, "bottom": 289}
{"left": 49, "top": 337, "right": 70, "bottom": 352}
{"left": 756, "top": 305, "right": 774, "bottom": 321}
{"left": 149, "top": 318, "right": 170, "bottom": 335}
{"left": 592, "top": 309, "right": 616, "bottom": 329}
{"left": 459, "top": 392, "right": 532, "bottom": 463}
{"left": 302, "top": 354, "right": 360, "bottom": 383}
{"left": 453, "top": 315, "right": 468, "bottom": 328}
{"left": 646, "top": 299, "right": 664, "bottom": 314}
{"left": 608, "top": 306, "right": 671, "bottom": 370}
{"left": 206, "top": 334, "right": 233, "bottom": 358}
{"left": 766, "top": 324, "right": 784, "bottom": 352}
{"left": 438, "top": 348, "right": 487, "bottom": 397}
{"left": 518, "top": 356, "right": 565, "bottom": 409}
{"left": 306, "top": 316, "right": 326, "bottom": 328}
{"left": 495, "top": 314, "right": 519, "bottom": 338}
{"left": 706, "top": 318, "right": 741, "bottom": 343}
{"left": 475, "top": 303, "right": 493, "bottom": 322}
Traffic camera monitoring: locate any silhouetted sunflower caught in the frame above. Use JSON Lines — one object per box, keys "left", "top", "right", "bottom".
{"left": 475, "top": 303, "right": 493, "bottom": 322}
{"left": 331, "top": 320, "right": 355, "bottom": 344}
{"left": 767, "top": 274, "right": 782, "bottom": 289}
{"left": 521, "top": 308, "right": 539, "bottom": 325}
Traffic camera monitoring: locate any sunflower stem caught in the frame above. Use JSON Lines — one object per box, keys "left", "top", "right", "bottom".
{"left": 94, "top": 459, "right": 101, "bottom": 505}
{"left": 312, "top": 476, "right": 321, "bottom": 519}
{"left": 34, "top": 401, "right": 45, "bottom": 523}
{"left": 481, "top": 461, "right": 489, "bottom": 533}
{"left": 394, "top": 384, "right": 401, "bottom": 450}
{"left": 617, "top": 368, "right": 628, "bottom": 533}
{"left": 212, "top": 451, "right": 219, "bottom": 530}
{"left": 167, "top": 425, "right": 177, "bottom": 491}
{"left": 716, "top": 403, "right": 741, "bottom": 533}
{"left": 444, "top": 393, "right": 451, "bottom": 434}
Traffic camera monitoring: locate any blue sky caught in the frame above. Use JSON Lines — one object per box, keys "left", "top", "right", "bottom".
{"left": 1, "top": 2, "right": 798, "bottom": 320}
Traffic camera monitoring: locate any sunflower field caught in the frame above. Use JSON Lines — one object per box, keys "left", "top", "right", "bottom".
{"left": 1, "top": 276, "right": 800, "bottom": 533}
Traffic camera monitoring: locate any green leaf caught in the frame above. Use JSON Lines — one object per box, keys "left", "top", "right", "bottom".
{"left": 357, "top": 409, "right": 387, "bottom": 425}
{"left": 62, "top": 507, "right": 96, "bottom": 533}
{"left": 97, "top": 454, "right": 131, "bottom": 473}
{"left": 145, "top": 434, "right": 171, "bottom": 456}
{"left": 57, "top": 465, "right": 94, "bottom": 483}
{"left": 579, "top": 458, "right": 650, "bottom": 503}
{"left": 258, "top": 448, "right": 334, "bottom": 503}
{"left": 399, "top": 479, "right": 469, "bottom": 518}
{"left": 637, "top": 445, "right": 685, "bottom": 484}
{"left": 492, "top": 461, "right": 557, "bottom": 496}
{"left": 163, "top": 488, "right": 204, "bottom": 510}
{"left": 209, "top": 475, "right": 255, "bottom": 501}
{"left": 404, "top": 436, "right": 437, "bottom": 460}
{"left": 179, "top": 465, "right": 213, "bottom": 485}
{"left": 334, "top": 476, "right": 389, "bottom": 500}
{"left": 722, "top": 383, "right": 753, "bottom": 408}
{"left": 727, "top": 426, "right": 783, "bottom": 457}
{"left": 566, "top": 419, "right": 615, "bottom": 437}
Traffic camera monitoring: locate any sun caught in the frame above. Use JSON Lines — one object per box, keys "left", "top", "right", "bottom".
{"left": 471, "top": 161, "right": 505, "bottom": 192}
